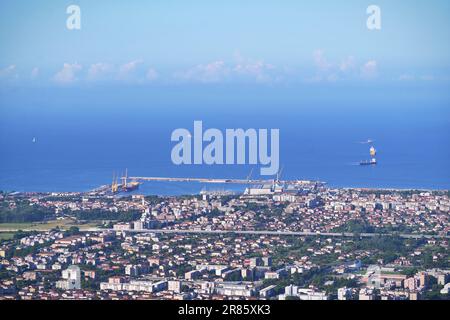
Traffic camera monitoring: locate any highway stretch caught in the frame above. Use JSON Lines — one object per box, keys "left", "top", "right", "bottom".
{"left": 95, "top": 228, "right": 450, "bottom": 239}
{"left": 1, "top": 227, "right": 448, "bottom": 239}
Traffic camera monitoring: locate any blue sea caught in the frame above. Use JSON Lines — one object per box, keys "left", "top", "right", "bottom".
{"left": 0, "top": 84, "right": 449, "bottom": 194}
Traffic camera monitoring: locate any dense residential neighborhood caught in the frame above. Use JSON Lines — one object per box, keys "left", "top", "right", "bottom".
{"left": 0, "top": 186, "right": 449, "bottom": 300}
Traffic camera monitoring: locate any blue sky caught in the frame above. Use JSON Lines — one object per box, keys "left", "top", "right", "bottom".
{"left": 1, "top": 1, "right": 449, "bottom": 190}
{"left": 0, "top": 0, "right": 450, "bottom": 85}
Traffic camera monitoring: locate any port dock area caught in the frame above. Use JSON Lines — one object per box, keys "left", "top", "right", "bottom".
{"left": 128, "top": 176, "right": 274, "bottom": 184}
{"left": 89, "top": 184, "right": 111, "bottom": 193}
{"left": 87, "top": 171, "right": 325, "bottom": 195}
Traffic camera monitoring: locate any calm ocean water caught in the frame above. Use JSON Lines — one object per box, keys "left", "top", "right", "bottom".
{"left": 1, "top": 85, "right": 449, "bottom": 194}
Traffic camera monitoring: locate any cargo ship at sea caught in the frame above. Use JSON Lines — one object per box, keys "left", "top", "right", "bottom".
{"left": 122, "top": 180, "right": 140, "bottom": 191}
{"left": 360, "top": 146, "right": 377, "bottom": 166}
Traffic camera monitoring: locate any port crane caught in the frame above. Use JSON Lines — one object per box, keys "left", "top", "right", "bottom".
{"left": 111, "top": 169, "right": 140, "bottom": 193}
{"left": 275, "top": 166, "right": 284, "bottom": 185}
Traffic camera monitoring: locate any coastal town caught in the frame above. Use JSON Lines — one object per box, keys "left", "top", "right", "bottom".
{"left": 0, "top": 184, "right": 449, "bottom": 300}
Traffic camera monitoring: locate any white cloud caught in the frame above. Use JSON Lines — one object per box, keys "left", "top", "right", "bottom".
{"left": 174, "top": 60, "right": 230, "bottom": 83}
{"left": 146, "top": 68, "right": 159, "bottom": 81}
{"left": 309, "top": 50, "right": 347, "bottom": 83}
{"left": 308, "top": 51, "right": 381, "bottom": 82}
{"left": 339, "top": 56, "right": 356, "bottom": 72}
{"left": 87, "top": 63, "right": 113, "bottom": 81}
{"left": 308, "top": 50, "right": 337, "bottom": 83}
{"left": 313, "top": 50, "right": 332, "bottom": 71}
{"left": 30, "top": 67, "right": 39, "bottom": 79}
{"left": 360, "top": 60, "right": 378, "bottom": 79}
{"left": 53, "top": 63, "right": 82, "bottom": 84}
{"left": 0, "top": 65, "right": 17, "bottom": 80}
{"left": 87, "top": 61, "right": 158, "bottom": 83}
{"left": 117, "top": 59, "right": 143, "bottom": 80}
{"left": 233, "top": 56, "right": 275, "bottom": 83}
{"left": 174, "top": 53, "right": 278, "bottom": 84}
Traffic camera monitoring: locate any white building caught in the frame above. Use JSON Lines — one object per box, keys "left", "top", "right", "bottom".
{"left": 185, "top": 270, "right": 201, "bottom": 280}
{"left": 133, "top": 220, "right": 143, "bottom": 230}
{"left": 56, "top": 265, "right": 81, "bottom": 290}
{"left": 259, "top": 285, "right": 277, "bottom": 298}
{"left": 100, "top": 280, "right": 167, "bottom": 293}
{"left": 284, "top": 284, "right": 298, "bottom": 297}
{"left": 125, "top": 264, "right": 140, "bottom": 277}
{"left": 168, "top": 280, "right": 182, "bottom": 293}
{"left": 359, "top": 288, "right": 375, "bottom": 300}
{"left": 440, "top": 283, "right": 450, "bottom": 294}
{"left": 264, "top": 268, "right": 287, "bottom": 280}
{"left": 215, "top": 283, "right": 255, "bottom": 297}
{"left": 338, "top": 287, "right": 352, "bottom": 300}
{"left": 244, "top": 185, "right": 273, "bottom": 195}
{"left": 297, "top": 288, "right": 329, "bottom": 300}
{"left": 281, "top": 285, "right": 328, "bottom": 300}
